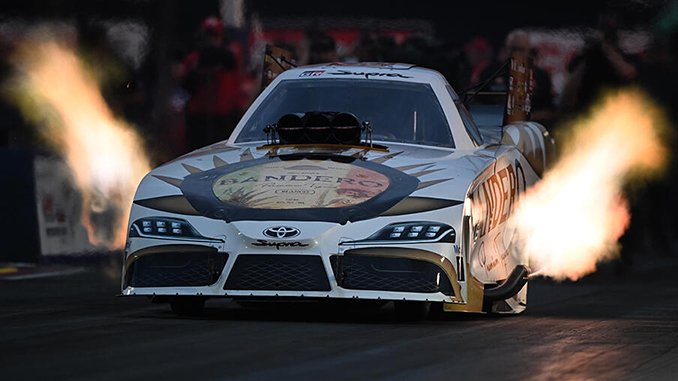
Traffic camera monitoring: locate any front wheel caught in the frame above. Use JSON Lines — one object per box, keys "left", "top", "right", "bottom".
{"left": 394, "top": 301, "right": 431, "bottom": 321}
{"left": 170, "top": 297, "right": 206, "bottom": 316}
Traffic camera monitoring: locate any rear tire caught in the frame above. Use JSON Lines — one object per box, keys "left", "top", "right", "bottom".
{"left": 170, "top": 297, "right": 206, "bottom": 316}
{"left": 394, "top": 301, "right": 431, "bottom": 321}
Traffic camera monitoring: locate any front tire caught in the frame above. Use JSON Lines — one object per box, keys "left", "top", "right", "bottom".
{"left": 170, "top": 297, "right": 206, "bottom": 316}
{"left": 394, "top": 301, "right": 431, "bottom": 321}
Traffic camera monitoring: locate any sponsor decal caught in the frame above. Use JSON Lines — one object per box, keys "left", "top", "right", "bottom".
{"left": 251, "top": 239, "right": 309, "bottom": 250}
{"left": 275, "top": 189, "right": 315, "bottom": 195}
{"left": 328, "top": 69, "right": 412, "bottom": 79}
{"left": 263, "top": 226, "right": 301, "bottom": 239}
{"left": 179, "top": 156, "right": 420, "bottom": 223}
{"left": 472, "top": 161, "right": 526, "bottom": 239}
{"left": 478, "top": 241, "right": 487, "bottom": 268}
{"left": 211, "top": 160, "right": 390, "bottom": 209}
{"left": 299, "top": 70, "right": 325, "bottom": 77}
{"left": 486, "top": 257, "right": 499, "bottom": 272}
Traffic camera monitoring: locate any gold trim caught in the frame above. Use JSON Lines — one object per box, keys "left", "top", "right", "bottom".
{"left": 256, "top": 143, "right": 390, "bottom": 152}
{"left": 344, "top": 247, "right": 463, "bottom": 302}
{"left": 351, "top": 148, "right": 370, "bottom": 158}
{"left": 444, "top": 271, "right": 484, "bottom": 312}
{"left": 444, "top": 215, "right": 484, "bottom": 312}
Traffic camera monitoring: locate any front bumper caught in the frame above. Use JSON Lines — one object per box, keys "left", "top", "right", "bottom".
{"left": 121, "top": 243, "right": 462, "bottom": 303}
{"left": 122, "top": 202, "right": 469, "bottom": 304}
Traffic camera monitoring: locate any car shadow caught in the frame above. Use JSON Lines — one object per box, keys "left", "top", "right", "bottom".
{"left": 131, "top": 298, "right": 497, "bottom": 324}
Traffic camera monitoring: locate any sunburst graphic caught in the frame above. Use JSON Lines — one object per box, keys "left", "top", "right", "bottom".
{"left": 137, "top": 148, "right": 459, "bottom": 216}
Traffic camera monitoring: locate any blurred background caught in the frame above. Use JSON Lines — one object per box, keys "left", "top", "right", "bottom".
{"left": 1, "top": 0, "right": 677, "bottom": 270}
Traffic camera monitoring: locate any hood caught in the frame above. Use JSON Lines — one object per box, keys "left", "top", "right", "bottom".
{"left": 133, "top": 142, "right": 494, "bottom": 223}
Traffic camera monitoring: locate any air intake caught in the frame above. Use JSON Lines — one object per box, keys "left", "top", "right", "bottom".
{"left": 270, "top": 111, "right": 364, "bottom": 146}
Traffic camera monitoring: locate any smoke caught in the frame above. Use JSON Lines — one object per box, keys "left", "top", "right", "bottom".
{"left": 510, "top": 89, "right": 668, "bottom": 281}
{"left": 6, "top": 30, "right": 151, "bottom": 250}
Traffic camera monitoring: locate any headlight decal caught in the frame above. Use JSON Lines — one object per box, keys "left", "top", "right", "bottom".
{"left": 349, "top": 221, "right": 456, "bottom": 244}
{"left": 129, "top": 217, "right": 222, "bottom": 242}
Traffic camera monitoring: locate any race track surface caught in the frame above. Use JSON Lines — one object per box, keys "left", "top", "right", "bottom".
{"left": 2, "top": 259, "right": 678, "bottom": 381}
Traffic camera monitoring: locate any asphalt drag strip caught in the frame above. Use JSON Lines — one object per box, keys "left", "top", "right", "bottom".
{"left": 1, "top": 258, "right": 678, "bottom": 381}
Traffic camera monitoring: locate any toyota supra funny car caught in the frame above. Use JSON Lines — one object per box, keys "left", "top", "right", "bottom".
{"left": 122, "top": 62, "right": 555, "bottom": 317}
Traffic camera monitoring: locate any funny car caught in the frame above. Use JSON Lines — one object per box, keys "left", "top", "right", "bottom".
{"left": 122, "top": 62, "right": 555, "bottom": 317}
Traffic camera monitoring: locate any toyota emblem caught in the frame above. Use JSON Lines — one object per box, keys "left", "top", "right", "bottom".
{"left": 263, "top": 226, "right": 301, "bottom": 239}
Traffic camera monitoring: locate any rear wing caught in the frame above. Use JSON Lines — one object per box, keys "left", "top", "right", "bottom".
{"left": 462, "top": 52, "right": 534, "bottom": 130}
{"left": 261, "top": 45, "right": 296, "bottom": 91}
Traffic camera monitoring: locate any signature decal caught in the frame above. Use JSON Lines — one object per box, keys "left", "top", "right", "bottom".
{"left": 329, "top": 69, "right": 412, "bottom": 79}
{"left": 251, "top": 239, "right": 310, "bottom": 250}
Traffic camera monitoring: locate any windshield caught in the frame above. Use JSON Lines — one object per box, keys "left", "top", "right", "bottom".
{"left": 235, "top": 79, "right": 455, "bottom": 148}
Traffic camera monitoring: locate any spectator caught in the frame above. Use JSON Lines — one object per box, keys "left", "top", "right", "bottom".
{"left": 353, "top": 32, "right": 378, "bottom": 62}
{"left": 299, "top": 24, "right": 337, "bottom": 65}
{"left": 392, "top": 32, "right": 428, "bottom": 64}
{"left": 180, "top": 16, "right": 242, "bottom": 151}
{"left": 310, "top": 36, "right": 337, "bottom": 64}
{"left": 427, "top": 39, "right": 465, "bottom": 91}
{"left": 560, "top": 12, "right": 638, "bottom": 116}
{"left": 161, "top": 53, "right": 192, "bottom": 158}
{"left": 375, "top": 35, "right": 397, "bottom": 62}
{"left": 529, "top": 47, "right": 558, "bottom": 126}
{"left": 462, "top": 37, "right": 493, "bottom": 90}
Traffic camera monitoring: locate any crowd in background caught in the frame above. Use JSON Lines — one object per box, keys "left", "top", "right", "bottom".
{"left": 128, "top": 10, "right": 677, "bottom": 157}
{"left": 1, "top": 6, "right": 678, "bottom": 259}
{"left": 2, "top": 11, "right": 676, "bottom": 155}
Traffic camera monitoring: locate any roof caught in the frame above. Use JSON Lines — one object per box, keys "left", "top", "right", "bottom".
{"left": 276, "top": 62, "right": 447, "bottom": 84}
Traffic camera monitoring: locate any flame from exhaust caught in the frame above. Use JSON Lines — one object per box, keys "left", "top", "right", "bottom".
{"left": 7, "top": 34, "right": 150, "bottom": 250}
{"left": 510, "top": 89, "right": 668, "bottom": 281}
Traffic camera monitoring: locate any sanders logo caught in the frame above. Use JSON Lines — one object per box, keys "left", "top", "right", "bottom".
{"left": 263, "top": 226, "right": 301, "bottom": 239}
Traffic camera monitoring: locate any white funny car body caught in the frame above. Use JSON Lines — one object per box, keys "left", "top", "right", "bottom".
{"left": 122, "top": 63, "right": 555, "bottom": 315}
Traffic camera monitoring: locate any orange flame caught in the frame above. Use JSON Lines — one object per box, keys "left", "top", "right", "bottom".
{"left": 510, "top": 89, "right": 668, "bottom": 281}
{"left": 8, "top": 34, "right": 150, "bottom": 250}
